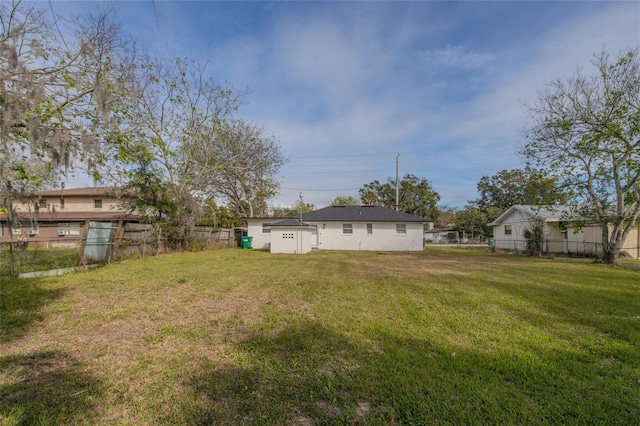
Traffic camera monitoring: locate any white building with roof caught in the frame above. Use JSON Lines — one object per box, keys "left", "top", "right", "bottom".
{"left": 247, "top": 205, "right": 426, "bottom": 253}
{"left": 488, "top": 205, "right": 640, "bottom": 258}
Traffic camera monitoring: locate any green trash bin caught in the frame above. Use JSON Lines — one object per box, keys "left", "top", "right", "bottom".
{"left": 242, "top": 236, "right": 253, "bottom": 249}
{"left": 488, "top": 237, "right": 494, "bottom": 246}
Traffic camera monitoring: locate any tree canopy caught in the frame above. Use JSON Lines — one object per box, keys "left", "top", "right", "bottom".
{"left": 523, "top": 48, "right": 640, "bottom": 263}
{"left": 1, "top": 1, "right": 130, "bottom": 230}
{"left": 331, "top": 196, "right": 360, "bottom": 206}
{"left": 0, "top": 1, "right": 287, "bottom": 235}
{"left": 474, "top": 167, "right": 570, "bottom": 212}
{"left": 359, "top": 174, "right": 440, "bottom": 220}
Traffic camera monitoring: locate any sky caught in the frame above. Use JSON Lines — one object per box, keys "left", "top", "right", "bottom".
{"left": 46, "top": 0, "right": 639, "bottom": 210}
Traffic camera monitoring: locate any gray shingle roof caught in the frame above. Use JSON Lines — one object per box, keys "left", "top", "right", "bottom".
{"left": 301, "top": 205, "right": 426, "bottom": 222}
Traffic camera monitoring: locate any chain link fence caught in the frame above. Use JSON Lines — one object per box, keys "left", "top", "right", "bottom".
{"left": 490, "top": 238, "right": 640, "bottom": 258}
{"left": 0, "top": 224, "right": 242, "bottom": 278}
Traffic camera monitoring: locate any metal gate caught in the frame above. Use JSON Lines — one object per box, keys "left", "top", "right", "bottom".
{"left": 84, "top": 221, "right": 116, "bottom": 263}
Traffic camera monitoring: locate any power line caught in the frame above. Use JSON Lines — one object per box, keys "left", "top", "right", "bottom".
{"left": 287, "top": 152, "right": 399, "bottom": 159}
{"left": 281, "top": 186, "right": 360, "bottom": 192}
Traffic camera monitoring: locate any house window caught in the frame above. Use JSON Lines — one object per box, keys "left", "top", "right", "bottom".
{"left": 396, "top": 224, "right": 406, "bottom": 235}
{"left": 367, "top": 223, "right": 373, "bottom": 235}
{"left": 311, "top": 225, "right": 318, "bottom": 235}
{"left": 0, "top": 223, "right": 3, "bottom": 237}
{"left": 60, "top": 198, "right": 65, "bottom": 209}
{"left": 11, "top": 225, "right": 22, "bottom": 236}
{"left": 343, "top": 224, "right": 353, "bottom": 234}
{"left": 38, "top": 199, "right": 47, "bottom": 208}
{"left": 28, "top": 223, "right": 39, "bottom": 235}
{"left": 262, "top": 223, "right": 271, "bottom": 234}
{"left": 58, "top": 223, "right": 81, "bottom": 236}
{"left": 504, "top": 225, "right": 512, "bottom": 236}
{"left": 94, "top": 199, "right": 103, "bottom": 209}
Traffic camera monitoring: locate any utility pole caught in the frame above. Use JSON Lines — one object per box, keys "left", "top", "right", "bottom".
{"left": 299, "top": 192, "right": 303, "bottom": 254}
{"left": 395, "top": 153, "right": 400, "bottom": 211}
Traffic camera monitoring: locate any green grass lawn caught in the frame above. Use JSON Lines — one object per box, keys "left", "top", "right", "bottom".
{"left": 0, "top": 247, "right": 78, "bottom": 277}
{"left": 1, "top": 247, "right": 639, "bottom": 424}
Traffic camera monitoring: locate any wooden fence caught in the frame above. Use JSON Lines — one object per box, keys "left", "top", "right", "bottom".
{"left": 111, "top": 224, "right": 241, "bottom": 260}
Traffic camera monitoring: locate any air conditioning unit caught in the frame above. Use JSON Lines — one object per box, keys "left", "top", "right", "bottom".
{"left": 28, "top": 229, "right": 37, "bottom": 235}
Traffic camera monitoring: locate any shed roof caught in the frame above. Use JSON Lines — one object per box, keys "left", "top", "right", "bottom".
{"left": 301, "top": 205, "right": 426, "bottom": 222}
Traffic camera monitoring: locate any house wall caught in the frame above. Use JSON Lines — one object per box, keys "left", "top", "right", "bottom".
{"left": 492, "top": 210, "right": 532, "bottom": 252}
{"left": 270, "top": 227, "right": 313, "bottom": 254}
{"left": 2, "top": 194, "right": 125, "bottom": 243}
{"left": 497, "top": 219, "right": 639, "bottom": 259}
{"left": 312, "top": 222, "right": 423, "bottom": 251}
{"left": 623, "top": 226, "right": 639, "bottom": 258}
{"left": 15, "top": 195, "right": 123, "bottom": 213}
{"left": 246, "top": 220, "right": 273, "bottom": 250}
{"left": 544, "top": 223, "right": 566, "bottom": 253}
{"left": 565, "top": 223, "right": 639, "bottom": 258}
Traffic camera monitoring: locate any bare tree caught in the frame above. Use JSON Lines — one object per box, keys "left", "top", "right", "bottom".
{"left": 184, "top": 118, "right": 286, "bottom": 218}
{"left": 109, "top": 56, "right": 245, "bottom": 226}
{"left": 523, "top": 48, "right": 640, "bottom": 263}
{"left": 0, "top": 1, "right": 130, "bottom": 232}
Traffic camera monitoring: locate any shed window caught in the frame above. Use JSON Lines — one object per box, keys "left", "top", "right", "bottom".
{"left": 504, "top": 225, "right": 512, "bottom": 235}
{"left": 367, "top": 223, "right": 373, "bottom": 235}
{"left": 343, "top": 224, "right": 353, "bottom": 234}
{"left": 396, "top": 224, "right": 406, "bottom": 235}
{"left": 262, "top": 223, "right": 271, "bottom": 234}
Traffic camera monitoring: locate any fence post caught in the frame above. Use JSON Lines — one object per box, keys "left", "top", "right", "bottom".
{"left": 142, "top": 228, "right": 147, "bottom": 259}
{"left": 9, "top": 242, "right": 14, "bottom": 277}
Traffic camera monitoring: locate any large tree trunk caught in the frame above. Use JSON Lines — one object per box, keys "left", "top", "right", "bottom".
{"left": 601, "top": 224, "right": 621, "bottom": 264}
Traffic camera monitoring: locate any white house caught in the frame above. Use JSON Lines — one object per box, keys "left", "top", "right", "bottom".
{"left": 247, "top": 205, "right": 426, "bottom": 253}
{"left": 488, "top": 205, "right": 640, "bottom": 258}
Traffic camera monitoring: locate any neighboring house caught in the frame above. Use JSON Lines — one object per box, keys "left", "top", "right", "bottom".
{"left": 0, "top": 187, "right": 138, "bottom": 245}
{"left": 488, "top": 205, "right": 640, "bottom": 258}
{"left": 424, "top": 228, "right": 458, "bottom": 244}
{"left": 247, "top": 205, "right": 426, "bottom": 253}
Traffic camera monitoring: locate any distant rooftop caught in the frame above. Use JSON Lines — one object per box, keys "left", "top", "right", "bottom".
{"left": 35, "top": 187, "right": 118, "bottom": 197}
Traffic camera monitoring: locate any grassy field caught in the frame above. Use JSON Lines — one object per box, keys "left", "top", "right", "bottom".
{"left": 0, "top": 247, "right": 78, "bottom": 277}
{"left": 1, "top": 247, "right": 639, "bottom": 425}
